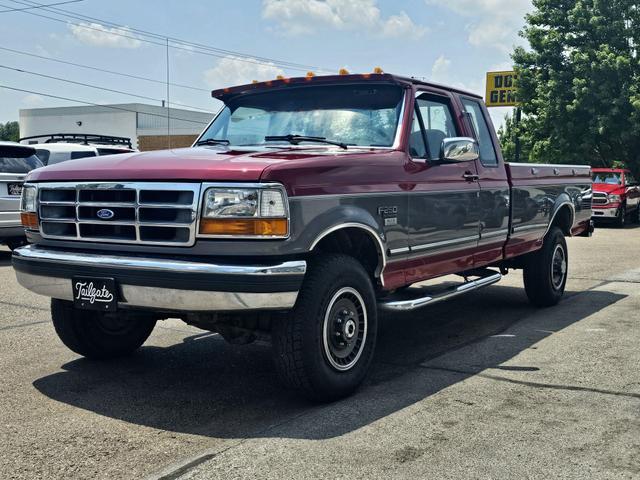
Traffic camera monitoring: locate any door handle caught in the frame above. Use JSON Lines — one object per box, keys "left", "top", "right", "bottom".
{"left": 463, "top": 172, "right": 479, "bottom": 182}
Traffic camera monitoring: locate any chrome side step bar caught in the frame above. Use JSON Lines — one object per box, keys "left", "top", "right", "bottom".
{"left": 379, "top": 271, "right": 502, "bottom": 312}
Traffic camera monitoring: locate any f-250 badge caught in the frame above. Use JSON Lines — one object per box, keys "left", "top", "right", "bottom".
{"left": 378, "top": 206, "right": 398, "bottom": 226}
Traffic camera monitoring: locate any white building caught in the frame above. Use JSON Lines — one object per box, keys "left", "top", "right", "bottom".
{"left": 19, "top": 103, "right": 214, "bottom": 150}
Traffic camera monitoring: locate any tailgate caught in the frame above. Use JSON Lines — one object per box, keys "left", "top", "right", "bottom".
{"left": 0, "top": 173, "right": 25, "bottom": 226}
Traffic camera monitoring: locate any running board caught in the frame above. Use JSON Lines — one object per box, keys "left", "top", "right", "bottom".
{"left": 379, "top": 271, "right": 502, "bottom": 312}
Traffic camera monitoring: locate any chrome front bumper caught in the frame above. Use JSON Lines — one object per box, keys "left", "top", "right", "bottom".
{"left": 12, "top": 245, "right": 306, "bottom": 312}
{"left": 591, "top": 207, "right": 619, "bottom": 219}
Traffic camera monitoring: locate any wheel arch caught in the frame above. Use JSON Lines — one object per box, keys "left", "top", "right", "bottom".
{"left": 310, "top": 223, "right": 387, "bottom": 285}
{"left": 546, "top": 200, "right": 575, "bottom": 237}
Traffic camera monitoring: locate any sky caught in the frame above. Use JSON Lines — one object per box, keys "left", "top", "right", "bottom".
{"left": 0, "top": 0, "right": 533, "bottom": 132}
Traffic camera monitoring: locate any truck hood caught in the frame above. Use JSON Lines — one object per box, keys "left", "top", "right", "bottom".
{"left": 26, "top": 146, "right": 304, "bottom": 183}
{"left": 592, "top": 183, "right": 624, "bottom": 195}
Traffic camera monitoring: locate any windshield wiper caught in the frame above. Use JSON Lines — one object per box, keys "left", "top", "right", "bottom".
{"left": 264, "top": 134, "right": 348, "bottom": 150}
{"left": 195, "top": 138, "right": 230, "bottom": 146}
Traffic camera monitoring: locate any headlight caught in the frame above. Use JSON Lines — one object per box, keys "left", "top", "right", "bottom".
{"left": 607, "top": 194, "right": 621, "bottom": 203}
{"left": 20, "top": 184, "right": 39, "bottom": 230}
{"left": 21, "top": 185, "right": 37, "bottom": 212}
{"left": 199, "top": 186, "right": 288, "bottom": 237}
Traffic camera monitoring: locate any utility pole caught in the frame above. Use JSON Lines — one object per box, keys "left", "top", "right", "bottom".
{"left": 514, "top": 106, "right": 522, "bottom": 163}
{"left": 166, "top": 37, "right": 171, "bottom": 149}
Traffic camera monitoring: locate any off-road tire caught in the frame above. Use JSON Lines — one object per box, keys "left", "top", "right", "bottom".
{"left": 523, "top": 226, "right": 568, "bottom": 307}
{"left": 51, "top": 299, "right": 156, "bottom": 359}
{"left": 616, "top": 205, "right": 626, "bottom": 228}
{"left": 272, "top": 254, "right": 378, "bottom": 402}
{"left": 6, "top": 238, "right": 26, "bottom": 251}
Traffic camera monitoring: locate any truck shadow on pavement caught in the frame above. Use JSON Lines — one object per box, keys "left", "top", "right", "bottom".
{"left": 33, "top": 285, "right": 625, "bottom": 441}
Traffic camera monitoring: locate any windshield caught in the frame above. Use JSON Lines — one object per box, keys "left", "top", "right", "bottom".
{"left": 199, "top": 84, "right": 404, "bottom": 148}
{"left": 0, "top": 154, "right": 44, "bottom": 173}
{"left": 592, "top": 172, "right": 622, "bottom": 185}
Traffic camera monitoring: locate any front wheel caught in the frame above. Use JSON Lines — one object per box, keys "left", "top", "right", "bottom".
{"left": 272, "top": 254, "right": 378, "bottom": 402}
{"left": 523, "top": 226, "right": 568, "bottom": 307}
{"left": 616, "top": 205, "right": 627, "bottom": 228}
{"left": 51, "top": 299, "right": 157, "bottom": 359}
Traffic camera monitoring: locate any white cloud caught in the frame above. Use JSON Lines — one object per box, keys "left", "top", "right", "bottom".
{"left": 68, "top": 22, "right": 142, "bottom": 49}
{"left": 430, "top": 54, "right": 451, "bottom": 83}
{"left": 426, "top": 0, "right": 532, "bottom": 52}
{"left": 262, "top": 0, "right": 426, "bottom": 38}
{"left": 22, "top": 94, "right": 45, "bottom": 107}
{"left": 204, "top": 56, "right": 284, "bottom": 89}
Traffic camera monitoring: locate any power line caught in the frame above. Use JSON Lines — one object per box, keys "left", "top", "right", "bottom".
{"left": 0, "top": 63, "right": 217, "bottom": 113}
{"left": 0, "top": 46, "right": 210, "bottom": 92}
{"left": 0, "top": 0, "right": 81, "bottom": 12}
{"left": 13, "top": 0, "right": 332, "bottom": 71}
{"left": 6, "top": 0, "right": 334, "bottom": 73}
{"left": 0, "top": 84, "right": 213, "bottom": 125}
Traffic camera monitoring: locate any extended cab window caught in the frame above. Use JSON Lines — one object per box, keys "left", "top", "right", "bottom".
{"left": 200, "top": 84, "right": 404, "bottom": 148}
{"left": 409, "top": 95, "right": 457, "bottom": 160}
{"left": 461, "top": 98, "right": 498, "bottom": 166}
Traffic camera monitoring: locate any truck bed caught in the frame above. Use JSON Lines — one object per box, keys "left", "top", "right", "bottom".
{"left": 504, "top": 163, "right": 592, "bottom": 258}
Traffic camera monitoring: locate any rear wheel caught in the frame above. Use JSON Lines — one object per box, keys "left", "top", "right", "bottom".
{"left": 51, "top": 299, "right": 156, "bottom": 359}
{"left": 272, "top": 254, "right": 377, "bottom": 402}
{"left": 523, "top": 227, "right": 568, "bottom": 307}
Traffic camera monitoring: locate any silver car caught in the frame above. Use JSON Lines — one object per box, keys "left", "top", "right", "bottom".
{"left": 0, "top": 142, "right": 43, "bottom": 249}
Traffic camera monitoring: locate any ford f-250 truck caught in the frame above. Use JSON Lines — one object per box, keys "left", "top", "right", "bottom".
{"left": 12, "top": 73, "right": 593, "bottom": 401}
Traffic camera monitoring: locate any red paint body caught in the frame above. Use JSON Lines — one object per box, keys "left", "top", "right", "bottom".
{"left": 591, "top": 168, "right": 640, "bottom": 215}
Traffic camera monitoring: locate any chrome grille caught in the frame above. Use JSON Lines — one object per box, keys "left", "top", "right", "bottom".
{"left": 592, "top": 192, "right": 608, "bottom": 205}
{"left": 38, "top": 182, "right": 201, "bottom": 246}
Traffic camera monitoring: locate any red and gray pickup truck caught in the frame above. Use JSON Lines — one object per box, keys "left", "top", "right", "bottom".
{"left": 13, "top": 73, "right": 593, "bottom": 400}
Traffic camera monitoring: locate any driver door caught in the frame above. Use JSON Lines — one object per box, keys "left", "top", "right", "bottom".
{"left": 405, "top": 91, "right": 481, "bottom": 282}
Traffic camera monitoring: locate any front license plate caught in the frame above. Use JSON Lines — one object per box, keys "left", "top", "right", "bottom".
{"left": 72, "top": 277, "right": 118, "bottom": 311}
{"left": 8, "top": 183, "right": 23, "bottom": 196}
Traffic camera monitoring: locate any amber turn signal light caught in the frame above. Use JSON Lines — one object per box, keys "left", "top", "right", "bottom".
{"left": 199, "top": 218, "right": 288, "bottom": 237}
{"left": 21, "top": 212, "right": 38, "bottom": 230}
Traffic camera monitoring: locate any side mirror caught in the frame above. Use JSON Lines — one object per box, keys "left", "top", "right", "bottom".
{"left": 439, "top": 137, "right": 479, "bottom": 163}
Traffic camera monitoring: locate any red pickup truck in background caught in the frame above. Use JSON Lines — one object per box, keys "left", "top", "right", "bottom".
{"left": 13, "top": 73, "right": 593, "bottom": 400}
{"left": 591, "top": 168, "right": 640, "bottom": 227}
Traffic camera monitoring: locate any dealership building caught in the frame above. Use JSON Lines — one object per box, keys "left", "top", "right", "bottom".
{"left": 19, "top": 103, "right": 214, "bottom": 150}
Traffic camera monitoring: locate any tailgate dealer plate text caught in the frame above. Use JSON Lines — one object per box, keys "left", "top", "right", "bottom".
{"left": 72, "top": 277, "right": 118, "bottom": 311}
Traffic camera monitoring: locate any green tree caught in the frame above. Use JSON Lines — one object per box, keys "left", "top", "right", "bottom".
{"left": 512, "top": 0, "right": 640, "bottom": 176}
{"left": 0, "top": 121, "right": 20, "bottom": 142}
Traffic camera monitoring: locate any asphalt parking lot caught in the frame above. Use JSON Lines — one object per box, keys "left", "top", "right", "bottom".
{"left": 1, "top": 225, "right": 639, "bottom": 480}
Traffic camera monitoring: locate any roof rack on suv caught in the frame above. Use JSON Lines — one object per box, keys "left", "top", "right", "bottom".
{"left": 19, "top": 133, "right": 133, "bottom": 148}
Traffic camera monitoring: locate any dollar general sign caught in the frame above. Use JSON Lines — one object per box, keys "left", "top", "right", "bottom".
{"left": 485, "top": 71, "right": 518, "bottom": 107}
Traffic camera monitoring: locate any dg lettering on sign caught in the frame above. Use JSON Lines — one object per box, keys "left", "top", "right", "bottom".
{"left": 485, "top": 71, "right": 518, "bottom": 107}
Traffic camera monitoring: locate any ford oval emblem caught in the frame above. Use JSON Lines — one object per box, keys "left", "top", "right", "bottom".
{"left": 96, "top": 208, "right": 115, "bottom": 220}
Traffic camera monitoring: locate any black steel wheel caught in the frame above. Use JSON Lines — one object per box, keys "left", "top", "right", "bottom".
{"left": 523, "top": 226, "right": 568, "bottom": 307}
{"left": 272, "top": 254, "right": 377, "bottom": 402}
{"left": 51, "top": 299, "right": 157, "bottom": 359}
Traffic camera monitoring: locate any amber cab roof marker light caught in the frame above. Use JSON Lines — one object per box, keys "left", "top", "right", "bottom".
{"left": 339, "top": 68, "right": 349, "bottom": 75}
